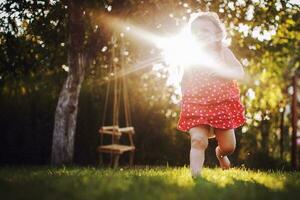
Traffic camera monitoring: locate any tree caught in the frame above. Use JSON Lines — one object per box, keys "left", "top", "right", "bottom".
{"left": 50, "top": 0, "right": 86, "bottom": 165}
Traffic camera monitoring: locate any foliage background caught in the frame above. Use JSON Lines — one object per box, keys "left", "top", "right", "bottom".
{"left": 0, "top": 0, "right": 299, "bottom": 169}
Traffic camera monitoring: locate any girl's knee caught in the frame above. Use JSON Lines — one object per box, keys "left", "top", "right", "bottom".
{"left": 219, "top": 144, "right": 236, "bottom": 156}
{"left": 190, "top": 131, "right": 209, "bottom": 150}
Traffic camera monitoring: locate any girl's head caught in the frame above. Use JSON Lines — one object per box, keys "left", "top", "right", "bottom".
{"left": 188, "top": 12, "right": 228, "bottom": 50}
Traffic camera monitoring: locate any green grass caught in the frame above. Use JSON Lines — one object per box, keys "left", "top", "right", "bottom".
{"left": 0, "top": 165, "right": 299, "bottom": 200}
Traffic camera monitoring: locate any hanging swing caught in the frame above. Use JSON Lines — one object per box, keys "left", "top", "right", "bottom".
{"left": 97, "top": 32, "right": 135, "bottom": 169}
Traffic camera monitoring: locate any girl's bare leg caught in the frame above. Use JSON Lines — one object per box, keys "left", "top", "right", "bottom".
{"left": 214, "top": 128, "right": 236, "bottom": 169}
{"left": 188, "top": 125, "right": 210, "bottom": 178}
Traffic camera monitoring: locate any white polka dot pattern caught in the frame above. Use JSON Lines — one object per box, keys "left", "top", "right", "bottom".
{"left": 180, "top": 68, "right": 241, "bottom": 104}
{"left": 176, "top": 67, "right": 246, "bottom": 133}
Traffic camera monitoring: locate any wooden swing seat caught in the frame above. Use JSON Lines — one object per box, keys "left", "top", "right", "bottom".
{"left": 98, "top": 124, "right": 135, "bottom": 168}
{"left": 98, "top": 125, "right": 135, "bottom": 136}
{"left": 97, "top": 144, "right": 135, "bottom": 154}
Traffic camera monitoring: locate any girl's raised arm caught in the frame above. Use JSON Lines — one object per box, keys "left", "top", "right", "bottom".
{"left": 222, "top": 46, "right": 245, "bottom": 79}
{"left": 206, "top": 46, "right": 245, "bottom": 80}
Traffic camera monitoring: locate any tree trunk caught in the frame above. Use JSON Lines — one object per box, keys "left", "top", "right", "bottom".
{"left": 279, "top": 105, "right": 285, "bottom": 160}
{"left": 291, "top": 74, "right": 298, "bottom": 170}
{"left": 261, "top": 115, "right": 271, "bottom": 156}
{"left": 51, "top": 0, "right": 85, "bottom": 166}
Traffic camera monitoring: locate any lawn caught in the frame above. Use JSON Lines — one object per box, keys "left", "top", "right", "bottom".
{"left": 0, "top": 165, "right": 299, "bottom": 200}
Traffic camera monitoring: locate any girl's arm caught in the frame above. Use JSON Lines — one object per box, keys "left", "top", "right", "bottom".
{"left": 222, "top": 47, "right": 245, "bottom": 79}
{"left": 208, "top": 46, "right": 245, "bottom": 80}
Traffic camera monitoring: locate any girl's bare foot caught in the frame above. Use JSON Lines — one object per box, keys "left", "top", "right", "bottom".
{"left": 215, "top": 146, "right": 231, "bottom": 169}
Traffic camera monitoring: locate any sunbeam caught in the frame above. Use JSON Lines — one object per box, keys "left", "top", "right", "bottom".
{"left": 98, "top": 55, "right": 164, "bottom": 86}
{"left": 96, "top": 11, "right": 252, "bottom": 89}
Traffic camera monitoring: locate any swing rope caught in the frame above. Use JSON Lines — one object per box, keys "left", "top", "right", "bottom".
{"left": 101, "top": 31, "right": 133, "bottom": 139}
{"left": 120, "top": 36, "right": 132, "bottom": 127}
{"left": 98, "top": 31, "right": 136, "bottom": 168}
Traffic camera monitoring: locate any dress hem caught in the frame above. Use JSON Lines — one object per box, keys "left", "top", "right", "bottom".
{"left": 176, "top": 120, "right": 246, "bottom": 133}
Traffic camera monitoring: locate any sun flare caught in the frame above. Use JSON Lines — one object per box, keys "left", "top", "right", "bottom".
{"left": 156, "top": 29, "right": 206, "bottom": 68}
{"left": 98, "top": 11, "right": 249, "bottom": 103}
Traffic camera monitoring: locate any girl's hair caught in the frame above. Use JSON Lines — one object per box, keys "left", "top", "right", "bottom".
{"left": 188, "top": 11, "right": 228, "bottom": 50}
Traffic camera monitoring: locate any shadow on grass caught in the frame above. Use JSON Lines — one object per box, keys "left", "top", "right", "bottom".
{"left": 190, "top": 176, "right": 298, "bottom": 200}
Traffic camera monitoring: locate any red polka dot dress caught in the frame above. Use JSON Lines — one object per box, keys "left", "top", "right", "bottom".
{"left": 176, "top": 66, "right": 246, "bottom": 138}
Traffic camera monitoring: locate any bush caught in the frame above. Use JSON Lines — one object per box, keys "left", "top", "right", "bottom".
{"left": 240, "top": 150, "right": 291, "bottom": 171}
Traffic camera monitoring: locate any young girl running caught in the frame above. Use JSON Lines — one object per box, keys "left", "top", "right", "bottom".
{"left": 176, "top": 11, "right": 246, "bottom": 178}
